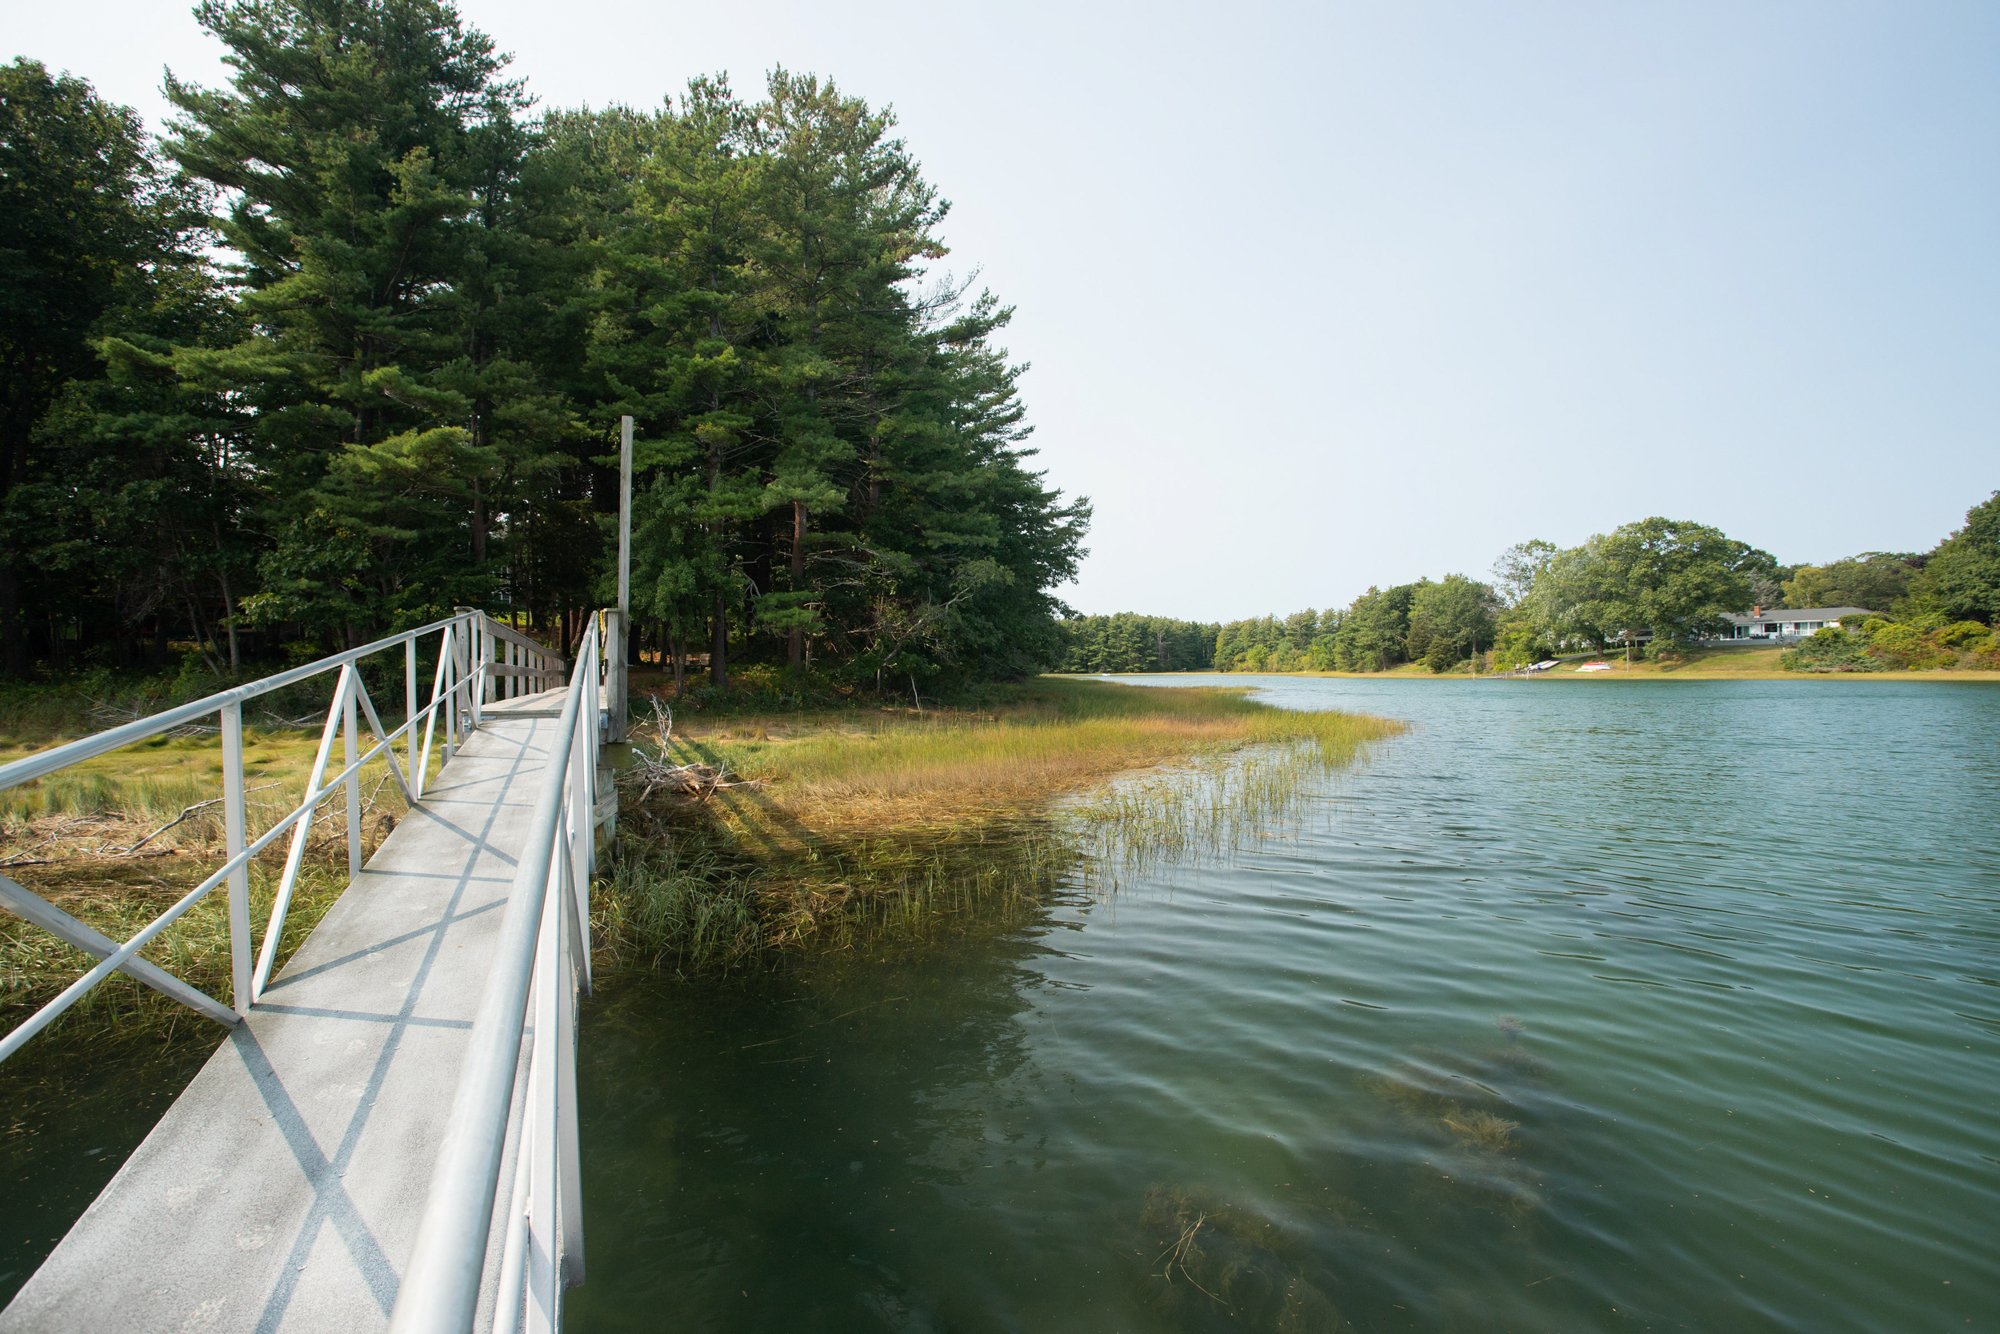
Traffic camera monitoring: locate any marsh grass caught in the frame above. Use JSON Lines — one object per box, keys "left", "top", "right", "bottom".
{"left": 1, "top": 722, "right": 438, "bottom": 1055}
{"left": 596, "top": 678, "right": 1402, "bottom": 973}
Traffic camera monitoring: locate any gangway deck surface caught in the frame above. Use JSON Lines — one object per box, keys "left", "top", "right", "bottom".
{"left": 1, "top": 694, "right": 565, "bottom": 1333}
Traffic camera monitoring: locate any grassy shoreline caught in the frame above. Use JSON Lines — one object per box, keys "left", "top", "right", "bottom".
{"left": 1, "top": 719, "right": 426, "bottom": 1065}
{"left": 596, "top": 676, "right": 1402, "bottom": 974}
{"left": 2, "top": 676, "right": 1400, "bottom": 1048}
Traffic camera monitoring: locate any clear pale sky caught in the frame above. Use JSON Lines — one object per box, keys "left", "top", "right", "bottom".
{"left": 10, "top": 1, "right": 1997, "bottom": 621}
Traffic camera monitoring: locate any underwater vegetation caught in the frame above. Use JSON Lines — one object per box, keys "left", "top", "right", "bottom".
{"left": 1362, "top": 1016, "right": 1552, "bottom": 1227}
{"left": 1133, "top": 1020, "right": 1559, "bottom": 1331}
{"left": 1140, "top": 1186, "right": 1343, "bottom": 1334}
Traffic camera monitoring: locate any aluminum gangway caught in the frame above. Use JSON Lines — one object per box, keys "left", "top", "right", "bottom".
{"left": 0, "top": 606, "right": 628, "bottom": 1333}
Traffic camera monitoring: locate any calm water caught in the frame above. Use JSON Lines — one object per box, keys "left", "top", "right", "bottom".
{"left": 572, "top": 678, "right": 2000, "bottom": 1332}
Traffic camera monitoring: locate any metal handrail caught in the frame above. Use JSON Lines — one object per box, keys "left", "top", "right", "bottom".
{"left": 1, "top": 604, "right": 599, "bottom": 1328}
{"left": 390, "top": 610, "right": 603, "bottom": 1334}
{"left": 0, "top": 610, "right": 571, "bottom": 1065}
{"left": 0, "top": 615, "right": 461, "bottom": 793}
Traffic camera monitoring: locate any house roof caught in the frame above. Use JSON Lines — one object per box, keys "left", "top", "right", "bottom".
{"left": 1721, "top": 606, "right": 1879, "bottom": 625}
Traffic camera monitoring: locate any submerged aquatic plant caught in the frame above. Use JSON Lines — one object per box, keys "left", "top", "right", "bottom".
{"left": 1139, "top": 1185, "right": 1342, "bottom": 1334}
{"left": 1361, "top": 1026, "right": 1553, "bottom": 1228}
{"left": 1441, "top": 1108, "right": 1520, "bottom": 1152}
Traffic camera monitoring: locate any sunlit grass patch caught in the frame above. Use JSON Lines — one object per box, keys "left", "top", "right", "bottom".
{"left": 656, "top": 677, "right": 1399, "bottom": 841}
{"left": 597, "top": 678, "right": 1403, "bottom": 972}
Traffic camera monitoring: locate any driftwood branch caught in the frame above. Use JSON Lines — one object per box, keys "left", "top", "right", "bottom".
{"left": 624, "top": 698, "right": 760, "bottom": 803}
{"left": 112, "top": 782, "right": 283, "bottom": 855}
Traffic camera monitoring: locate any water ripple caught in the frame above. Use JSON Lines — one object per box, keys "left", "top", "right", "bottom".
{"left": 574, "top": 677, "right": 2000, "bottom": 1333}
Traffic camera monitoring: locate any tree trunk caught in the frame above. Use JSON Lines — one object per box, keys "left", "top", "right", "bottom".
{"left": 0, "top": 563, "right": 25, "bottom": 676}
{"left": 470, "top": 410, "right": 490, "bottom": 564}
{"left": 788, "top": 500, "right": 807, "bottom": 670}
{"left": 710, "top": 592, "right": 728, "bottom": 689}
{"left": 218, "top": 562, "right": 240, "bottom": 672}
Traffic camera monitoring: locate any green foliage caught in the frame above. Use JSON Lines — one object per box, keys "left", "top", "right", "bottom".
{"left": 1935, "top": 621, "right": 1995, "bottom": 651}
{"left": 1864, "top": 622, "right": 1956, "bottom": 670}
{"left": 1058, "top": 614, "right": 1218, "bottom": 673}
{"left": 1581, "top": 518, "right": 1772, "bottom": 648}
{"left": 0, "top": 58, "right": 239, "bottom": 673}
{"left": 1407, "top": 575, "right": 1498, "bottom": 671}
{"left": 1904, "top": 491, "right": 2000, "bottom": 625}
{"left": 1, "top": 9, "right": 1088, "bottom": 692}
{"left": 1492, "top": 540, "right": 1557, "bottom": 608}
{"left": 1499, "top": 518, "right": 1772, "bottom": 653}
{"left": 1780, "top": 553, "right": 1916, "bottom": 612}
{"left": 1780, "top": 628, "right": 1872, "bottom": 673}
{"left": 1488, "top": 622, "right": 1547, "bottom": 671}
{"left": 1781, "top": 615, "right": 1997, "bottom": 673}
{"left": 1333, "top": 584, "right": 1418, "bottom": 671}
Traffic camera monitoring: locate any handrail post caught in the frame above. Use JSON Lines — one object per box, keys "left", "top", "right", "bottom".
{"left": 605, "top": 611, "right": 626, "bottom": 744}
{"left": 343, "top": 671, "right": 362, "bottom": 879}
{"left": 220, "top": 700, "right": 252, "bottom": 1017}
{"left": 567, "top": 673, "right": 592, "bottom": 992}
{"left": 526, "top": 870, "right": 561, "bottom": 1330}
{"left": 443, "top": 625, "right": 458, "bottom": 763}
{"left": 475, "top": 613, "right": 488, "bottom": 724}
{"left": 406, "top": 636, "right": 421, "bottom": 801}
{"left": 555, "top": 843, "right": 585, "bottom": 1285}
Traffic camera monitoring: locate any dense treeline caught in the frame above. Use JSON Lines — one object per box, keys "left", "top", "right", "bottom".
{"left": 1068, "top": 493, "right": 1999, "bottom": 676}
{"left": 0, "top": 0, "right": 1087, "bottom": 691}
{"left": 1056, "top": 614, "right": 1218, "bottom": 673}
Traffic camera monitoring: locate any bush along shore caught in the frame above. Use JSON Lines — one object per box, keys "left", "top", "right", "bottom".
{"left": 593, "top": 676, "right": 1402, "bottom": 976}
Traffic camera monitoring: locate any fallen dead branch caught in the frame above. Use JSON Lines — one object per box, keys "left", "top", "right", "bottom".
{"left": 112, "top": 783, "right": 284, "bottom": 856}
{"left": 84, "top": 699, "right": 217, "bottom": 737}
{"left": 625, "top": 698, "right": 761, "bottom": 804}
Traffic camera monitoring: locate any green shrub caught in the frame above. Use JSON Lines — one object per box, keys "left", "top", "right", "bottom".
{"left": 1781, "top": 626, "right": 1881, "bottom": 673}
{"left": 1936, "top": 620, "right": 1995, "bottom": 651}
{"left": 1866, "top": 622, "right": 1954, "bottom": 670}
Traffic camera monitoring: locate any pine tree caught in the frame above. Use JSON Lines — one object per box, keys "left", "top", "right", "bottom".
{"left": 165, "top": 0, "right": 534, "bottom": 641}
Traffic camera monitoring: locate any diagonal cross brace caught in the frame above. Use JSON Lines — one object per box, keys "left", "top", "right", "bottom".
{"left": 0, "top": 873, "right": 238, "bottom": 1029}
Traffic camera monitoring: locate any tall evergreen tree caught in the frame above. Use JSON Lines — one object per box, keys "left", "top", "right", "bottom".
{"left": 0, "top": 60, "right": 174, "bottom": 670}
{"left": 165, "top": 0, "right": 536, "bottom": 640}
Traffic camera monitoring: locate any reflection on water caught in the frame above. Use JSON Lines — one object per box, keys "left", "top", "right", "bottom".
{"left": 574, "top": 678, "right": 2000, "bottom": 1331}
{"left": 0, "top": 1030, "right": 217, "bottom": 1300}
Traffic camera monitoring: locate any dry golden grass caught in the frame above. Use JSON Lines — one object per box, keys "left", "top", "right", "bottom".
{"left": 1, "top": 723, "right": 438, "bottom": 1047}
{"left": 600, "top": 678, "right": 1403, "bottom": 972}
{"left": 648, "top": 677, "right": 1402, "bottom": 851}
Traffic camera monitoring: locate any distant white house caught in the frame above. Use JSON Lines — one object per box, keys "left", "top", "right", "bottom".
{"left": 1711, "top": 606, "right": 1878, "bottom": 644}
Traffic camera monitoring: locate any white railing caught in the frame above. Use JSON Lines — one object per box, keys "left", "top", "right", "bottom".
{"left": 390, "top": 610, "right": 608, "bottom": 1334}
{"left": 0, "top": 610, "right": 568, "bottom": 1064}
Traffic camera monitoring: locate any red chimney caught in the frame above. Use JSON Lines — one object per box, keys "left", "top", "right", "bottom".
{"left": 1752, "top": 605, "right": 1762, "bottom": 617}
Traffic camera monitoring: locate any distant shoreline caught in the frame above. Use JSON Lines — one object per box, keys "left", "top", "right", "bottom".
{"left": 1071, "top": 666, "right": 2000, "bottom": 684}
